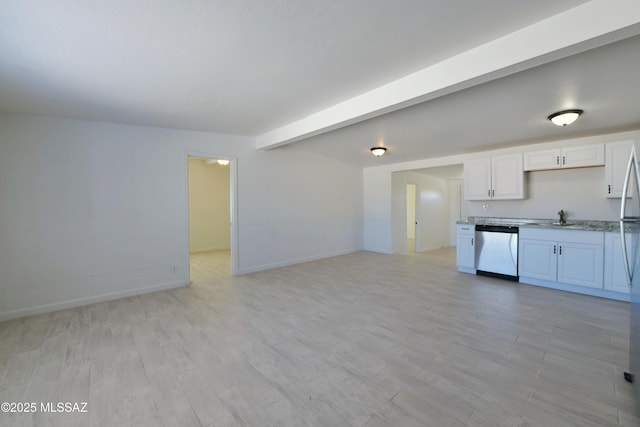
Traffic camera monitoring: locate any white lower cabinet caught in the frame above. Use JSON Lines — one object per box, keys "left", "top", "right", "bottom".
{"left": 604, "top": 231, "right": 634, "bottom": 293}
{"left": 519, "top": 239, "right": 557, "bottom": 281}
{"left": 463, "top": 225, "right": 626, "bottom": 300}
{"left": 557, "top": 240, "right": 603, "bottom": 289}
{"left": 519, "top": 228, "right": 604, "bottom": 290}
{"left": 456, "top": 224, "right": 475, "bottom": 270}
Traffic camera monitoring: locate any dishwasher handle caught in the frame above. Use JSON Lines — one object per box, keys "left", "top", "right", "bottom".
{"left": 475, "top": 224, "right": 518, "bottom": 233}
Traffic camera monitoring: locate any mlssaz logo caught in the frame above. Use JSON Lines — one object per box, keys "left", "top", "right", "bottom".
{"left": 40, "top": 402, "right": 88, "bottom": 413}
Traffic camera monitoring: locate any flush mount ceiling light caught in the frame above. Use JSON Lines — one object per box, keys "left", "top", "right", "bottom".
{"left": 548, "top": 109, "right": 583, "bottom": 127}
{"left": 203, "top": 158, "right": 230, "bottom": 166}
{"left": 370, "top": 147, "right": 387, "bottom": 157}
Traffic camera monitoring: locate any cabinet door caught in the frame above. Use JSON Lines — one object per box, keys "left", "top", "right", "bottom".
{"left": 456, "top": 233, "right": 475, "bottom": 268}
{"left": 604, "top": 232, "right": 633, "bottom": 293}
{"left": 557, "top": 241, "right": 604, "bottom": 289}
{"left": 519, "top": 239, "right": 557, "bottom": 281}
{"left": 605, "top": 140, "right": 633, "bottom": 198}
{"left": 491, "top": 154, "right": 524, "bottom": 200}
{"left": 562, "top": 144, "right": 604, "bottom": 168}
{"left": 523, "top": 149, "right": 561, "bottom": 171}
{"left": 463, "top": 158, "right": 491, "bottom": 200}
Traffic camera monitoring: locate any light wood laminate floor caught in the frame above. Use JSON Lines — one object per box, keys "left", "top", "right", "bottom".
{"left": 0, "top": 248, "right": 637, "bottom": 426}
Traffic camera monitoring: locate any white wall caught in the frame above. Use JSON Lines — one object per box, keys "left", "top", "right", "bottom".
{"left": 0, "top": 114, "right": 363, "bottom": 320}
{"left": 188, "top": 158, "right": 230, "bottom": 253}
{"left": 364, "top": 130, "right": 639, "bottom": 254}
{"left": 364, "top": 170, "right": 392, "bottom": 254}
{"left": 466, "top": 167, "right": 619, "bottom": 221}
{"left": 238, "top": 146, "right": 364, "bottom": 271}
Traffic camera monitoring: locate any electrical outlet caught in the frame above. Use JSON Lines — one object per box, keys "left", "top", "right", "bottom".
{"left": 483, "top": 203, "right": 489, "bottom": 210}
{"left": 170, "top": 265, "right": 178, "bottom": 274}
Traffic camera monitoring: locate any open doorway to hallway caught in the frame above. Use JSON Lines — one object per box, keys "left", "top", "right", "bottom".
{"left": 187, "top": 156, "right": 232, "bottom": 282}
{"left": 392, "top": 165, "right": 466, "bottom": 255}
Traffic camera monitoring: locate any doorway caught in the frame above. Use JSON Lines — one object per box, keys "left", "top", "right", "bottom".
{"left": 406, "top": 183, "right": 417, "bottom": 253}
{"left": 186, "top": 154, "right": 238, "bottom": 283}
{"left": 391, "top": 165, "right": 464, "bottom": 255}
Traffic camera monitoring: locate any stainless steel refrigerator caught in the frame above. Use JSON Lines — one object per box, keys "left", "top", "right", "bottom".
{"left": 619, "top": 145, "right": 640, "bottom": 408}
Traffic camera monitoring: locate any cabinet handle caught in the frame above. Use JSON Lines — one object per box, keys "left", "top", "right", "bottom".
{"left": 491, "top": 189, "right": 495, "bottom": 198}
{"left": 608, "top": 184, "right": 611, "bottom": 194}
{"left": 553, "top": 245, "right": 556, "bottom": 254}
{"left": 562, "top": 156, "right": 566, "bottom": 165}
{"left": 471, "top": 238, "right": 474, "bottom": 246}
{"left": 488, "top": 189, "right": 491, "bottom": 197}
{"left": 559, "top": 245, "right": 562, "bottom": 255}
{"left": 556, "top": 156, "right": 560, "bottom": 165}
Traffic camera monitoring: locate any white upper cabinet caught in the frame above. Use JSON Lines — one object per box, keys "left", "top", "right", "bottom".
{"left": 464, "top": 158, "right": 492, "bottom": 200}
{"left": 605, "top": 140, "right": 634, "bottom": 198}
{"left": 464, "top": 154, "right": 524, "bottom": 200}
{"left": 524, "top": 144, "right": 604, "bottom": 171}
{"left": 523, "top": 149, "right": 562, "bottom": 171}
{"left": 491, "top": 154, "right": 524, "bottom": 200}
{"left": 563, "top": 144, "right": 605, "bottom": 168}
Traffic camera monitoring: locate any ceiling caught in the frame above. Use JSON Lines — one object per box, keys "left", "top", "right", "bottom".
{"left": 285, "top": 33, "right": 640, "bottom": 166}
{"left": 1, "top": 1, "right": 639, "bottom": 166}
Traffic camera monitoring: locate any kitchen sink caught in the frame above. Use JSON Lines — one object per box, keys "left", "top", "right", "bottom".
{"left": 554, "top": 223, "right": 600, "bottom": 230}
{"left": 521, "top": 222, "right": 599, "bottom": 230}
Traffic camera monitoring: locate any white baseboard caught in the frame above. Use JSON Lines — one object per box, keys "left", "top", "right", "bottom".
{"left": 237, "top": 247, "right": 362, "bottom": 275}
{"left": 1, "top": 248, "right": 366, "bottom": 320}
{"left": 419, "top": 244, "right": 449, "bottom": 252}
{"left": 363, "top": 247, "right": 393, "bottom": 255}
{"left": 189, "top": 246, "right": 230, "bottom": 254}
{"left": 519, "top": 276, "right": 630, "bottom": 302}
{"left": 458, "top": 266, "right": 476, "bottom": 274}
{"left": 0, "top": 280, "right": 187, "bottom": 322}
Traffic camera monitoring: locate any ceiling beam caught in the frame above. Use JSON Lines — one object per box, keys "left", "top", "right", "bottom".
{"left": 256, "top": 0, "right": 640, "bottom": 150}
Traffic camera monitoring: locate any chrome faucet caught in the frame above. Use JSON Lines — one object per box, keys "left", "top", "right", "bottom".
{"left": 557, "top": 209, "right": 567, "bottom": 225}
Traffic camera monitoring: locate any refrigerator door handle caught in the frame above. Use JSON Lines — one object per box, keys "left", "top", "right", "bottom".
{"left": 620, "top": 146, "right": 640, "bottom": 285}
{"left": 621, "top": 220, "right": 632, "bottom": 285}
{"left": 621, "top": 146, "right": 635, "bottom": 220}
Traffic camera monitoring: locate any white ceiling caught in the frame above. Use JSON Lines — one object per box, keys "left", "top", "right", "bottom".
{"left": 284, "top": 33, "right": 640, "bottom": 166}
{"left": 1, "top": 0, "right": 639, "bottom": 166}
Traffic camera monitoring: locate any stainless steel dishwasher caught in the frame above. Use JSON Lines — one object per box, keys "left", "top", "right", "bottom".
{"left": 475, "top": 224, "right": 519, "bottom": 281}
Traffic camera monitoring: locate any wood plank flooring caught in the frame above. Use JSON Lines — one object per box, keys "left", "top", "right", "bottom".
{"left": 0, "top": 248, "right": 637, "bottom": 426}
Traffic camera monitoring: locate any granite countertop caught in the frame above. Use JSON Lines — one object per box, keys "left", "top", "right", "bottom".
{"left": 457, "top": 216, "right": 622, "bottom": 232}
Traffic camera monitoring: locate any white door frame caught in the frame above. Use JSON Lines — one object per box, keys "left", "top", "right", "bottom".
{"left": 414, "top": 188, "right": 421, "bottom": 253}
{"left": 184, "top": 151, "right": 239, "bottom": 279}
{"left": 406, "top": 183, "right": 421, "bottom": 253}
{"left": 449, "top": 179, "right": 465, "bottom": 246}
